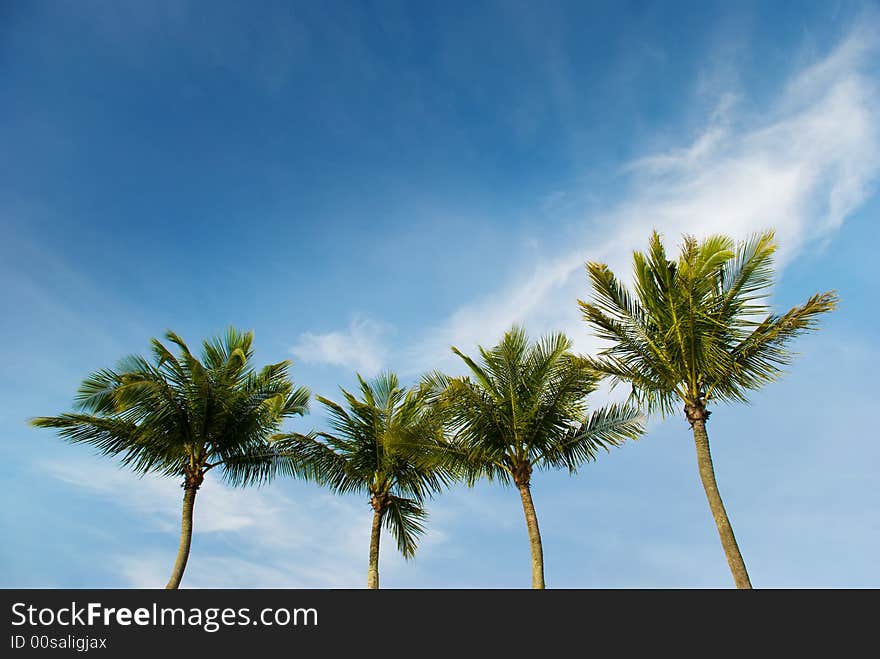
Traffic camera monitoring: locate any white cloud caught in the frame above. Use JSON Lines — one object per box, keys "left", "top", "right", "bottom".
{"left": 406, "top": 22, "right": 879, "bottom": 371}
{"left": 282, "top": 24, "right": 880, "bottom": 383}
{"left": 289, "top": 315, "right": 389, "bottom": 376}
{"left": 42, "top": 457, "right": 445, "bottom": 588}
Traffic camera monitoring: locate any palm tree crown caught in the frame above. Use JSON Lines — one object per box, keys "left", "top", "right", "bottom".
{"left": 273, "top": 372, "right": 451, "bottom": 587}
{"left": 579, "top": 231, "right": 838, "bottom": 417}
{"left": 431, "top": 327, "right": 642, "bottom": 485}
{"left": 32, "top": 327, "right": 310, "bottom": 587}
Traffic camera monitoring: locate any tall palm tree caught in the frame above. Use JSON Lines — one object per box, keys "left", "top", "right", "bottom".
{"left": 273, "top": 372, "right": 451, "bottom": 589}
{"left": 427, "top": 327, "right": 643, "bottom": 589}
{"left": 31, "top": 328, "right": 310, "bottom": 589}
{"left": 578, "top": 230, "right": 837, "bottom": 588}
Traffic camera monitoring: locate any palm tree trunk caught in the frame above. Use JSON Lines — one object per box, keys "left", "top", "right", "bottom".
{"left": 165, "top": 485, "right": 197, "bottom": 590}
{"left": 691, "top": 418, "right": 752, "bottom": 589}
{"left": 367, "top": 508, "right": 382, "bottom": 589}
{"left": 517, "top": 482, "right": 545, "bottom": 589}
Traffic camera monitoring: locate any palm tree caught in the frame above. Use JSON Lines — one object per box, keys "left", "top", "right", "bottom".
{"left": 578, "top": 230, "right": 837, "bottom": 588}
{"left": 427, "top": 327, "right": 643, "bottom": 589}
{"left": 31, "top": 328, "right": 310, "bottom": 589}
{"left": 273, "top": 372, "right": 451, "bottom": 589}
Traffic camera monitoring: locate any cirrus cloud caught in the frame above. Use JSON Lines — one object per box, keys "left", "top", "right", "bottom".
{"left": 290, "top": 315, "right": 390, "bottom": 377}
{"left": 406, "top": 20, "right": 880, "bottom": 371}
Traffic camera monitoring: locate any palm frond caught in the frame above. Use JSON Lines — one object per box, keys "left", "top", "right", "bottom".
{"left": 383, "top": 496, "right": 427, "bottom": 559}
{"left": 539, "top": 403, "right": 644, "bottom": 472}
{"left": 31, "top": 413, "right": 184, "bottom": 477}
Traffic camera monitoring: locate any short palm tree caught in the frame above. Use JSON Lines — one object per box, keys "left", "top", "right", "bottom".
{"left": 31, "top": 328, "right": 310, "bottom": 589}
{"left": 578, "top": 230, "right": 837, "bottom": 588}
{"left": 427, "top": 327, "right": 643, "bottom": 589}
{"left": 273, "top": 372, "right": 451, "bottom": 589}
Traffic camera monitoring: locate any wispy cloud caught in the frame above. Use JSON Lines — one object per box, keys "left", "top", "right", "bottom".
{"left": 406, "top": 22, "right": 879, "bottom": 370}
{"left": 283, "top": 21, "right": 878, "bottom": 381}
{"left": 290, "top": 315, "right": 389, "bottom": 377}
{"left": 42, "top": 456, "right": 450, "bottom": 588}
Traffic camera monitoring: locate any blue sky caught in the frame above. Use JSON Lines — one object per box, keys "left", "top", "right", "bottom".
{"left": 1, "top": 0, "right": 878, "bottom": 588}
